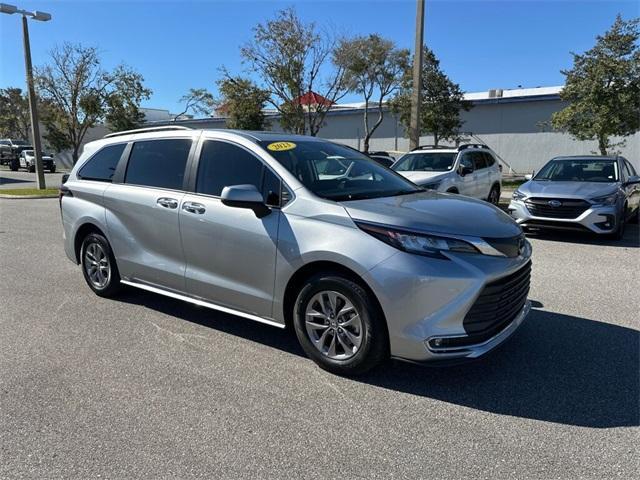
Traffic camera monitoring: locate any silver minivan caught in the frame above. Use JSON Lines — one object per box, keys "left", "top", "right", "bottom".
{"left": 60, "top": 127, "right": 532, "bottom": 375}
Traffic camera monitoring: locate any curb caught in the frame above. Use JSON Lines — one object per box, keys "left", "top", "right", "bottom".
{"left": 0, "top": 194, "right": 58, "bottom": 199}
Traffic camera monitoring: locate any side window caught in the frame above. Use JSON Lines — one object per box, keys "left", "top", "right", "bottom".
{"left": 196, "top": 140, "right": 281, "bottom": 206}
{"left": 472, "top": 151, "right": 487, "bottom": 170}
{"left": 484, "top": 152, "right": 496, "bottom": 167}
{"left": 78, "top": 143, "right": 126, "bottom": 182}
{"left": 625, "top": 160, "right": 637, "bottom": 177}
{"left": 124, "top": 139, "right": 191, "bottom": 190}
{"left": 459, "top": 153, "right": 474, "bottom": 172}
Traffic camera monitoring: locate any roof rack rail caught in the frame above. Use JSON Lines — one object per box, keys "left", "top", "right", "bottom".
{"left": 103, "top": 125, "right": 192, "bottom": 139}
{"left": 457, "top": 143, "right": 490, "bottom": 150}
{"left": 411, "top": 144, "right": 456, "bottom": 151}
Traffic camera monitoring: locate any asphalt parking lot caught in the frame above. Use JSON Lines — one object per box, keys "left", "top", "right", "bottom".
{"left": 0, "top": 167, "right": 66, "bottom": 190}
{"left": 0, "top": 198, "right": 638, "bottom": 479}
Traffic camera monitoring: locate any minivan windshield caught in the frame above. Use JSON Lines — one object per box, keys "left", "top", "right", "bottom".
{"left": 259, "top": 140, "right": 420, "bottom": 201}
{"left": 392, "top": 152, "right": 456, "bottom": 172}
{"left": 535, "top": 159, "right": 618, "bottom": 183}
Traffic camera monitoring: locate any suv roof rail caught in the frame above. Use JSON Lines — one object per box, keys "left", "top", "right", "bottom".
{"left": 103, "top": 125, "right": 192, "bottom": 139}
{"left": 457, "top": 143, "right": 490, "bottom": 151}
{"left": 411, "top": 144, "right": 456, "bottom": 151}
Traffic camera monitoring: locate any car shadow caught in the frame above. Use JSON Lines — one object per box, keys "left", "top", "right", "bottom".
{"left": 0, "top": 176, "right": 30, "bottom": 186}
{"left": 118, "top": 290, "right": 639, "bottom": 429}
{"left": 525, "top": 223, "right": 639, "bottom": 248}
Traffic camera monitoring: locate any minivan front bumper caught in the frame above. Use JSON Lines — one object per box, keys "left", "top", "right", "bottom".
{"left": 363, "top": 243, "right": 532, "bottom": 363}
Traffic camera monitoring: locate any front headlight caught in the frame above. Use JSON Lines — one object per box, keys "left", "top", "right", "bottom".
{"left": 512, "top": 190, "right": 526, "bottom": 201}
{"left": 590, "top": 192, "right": 618, "bottom": 206}
{"left": 356, "top": 222, "right": 479, "bottom": 259}
{"left": 421, "top": 180, "right": 442, "bottom": 191}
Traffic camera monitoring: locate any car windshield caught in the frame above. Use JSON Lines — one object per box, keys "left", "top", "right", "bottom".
{"left": 23, "top": 150, "right": 34, "bottom": 155}
{"left": 12, "top": 140, "right": 29, "bottom": 146}
{"left": 535, "top": 159, "right": 619, "bottom": 182}
{"left": 392, "top": 152, "right": 456, "bottom": 172}
{"left": 259, "top": 140, "right": 420, "bottom": 201}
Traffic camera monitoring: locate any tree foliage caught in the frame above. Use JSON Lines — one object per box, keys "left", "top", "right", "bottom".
{"left": 216, "top": 75, "right": 270, "bottom": 130}
{"left": 334, "top": 35, "right": 409, "bottom": 152}
{"left": 552, "top": 15, "right": 640, "bottom": 154}
{"left": 176, "top": 88, "right": 215, "bottom": 119}
{"left": 0, "top": 88, "right": 31, "bottom": 140}
{"left": 35, "top": 43, "right": 151, "bottom": 163}
{"left": 240, "top": 7, "right": 347, "bottom": 136}
{"left": 391, "top": 47, "right": 470, "bottom": 146}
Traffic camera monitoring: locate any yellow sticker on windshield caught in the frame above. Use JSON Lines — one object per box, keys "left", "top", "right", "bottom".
{"left": 267, "top": 141, "right": 296, "bottom": 152}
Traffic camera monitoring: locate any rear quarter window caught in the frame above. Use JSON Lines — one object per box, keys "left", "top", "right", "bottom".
{"left": 78, "top": 143, "right": 127, "bottom": 182}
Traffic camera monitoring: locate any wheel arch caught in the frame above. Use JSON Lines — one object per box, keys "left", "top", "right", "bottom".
{"left": 282, "top": 260, "right": 388, "bottom": 338}
{"left": 73, "top": 222, "right": 107, "bottom": 264}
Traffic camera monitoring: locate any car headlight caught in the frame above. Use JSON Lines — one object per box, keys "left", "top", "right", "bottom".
{"left": 421, "top": 180, "right": 441, "bottom": 190}
{"left": 590, "top": 192, "right": 618, "bottom": 206}
{"left": 512, "top": 190, "right": 526, "bottom": 201}
{"left": 356, "top": 222, "right": 479, "bottom": 259}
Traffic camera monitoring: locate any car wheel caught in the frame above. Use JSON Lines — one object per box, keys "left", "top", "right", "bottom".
{"left": 28, "top": 164, "right": 35, "bottom": 173}
{"left": 606, "top": 213, "right": 626, "bottom": 240}
{"left": 293, "top": 274, "right": 388, "bottom": 375}
{"left": 446, "top": 188, "right": 459, "bottom": 194}
{"left": 50, "top": 166, "right": 56, "bottom": 173}
{"left": 9, "top": 160, "right": 18, "bottom": 171}
{"left": 488, "top": 185, "right": 500, "bottom": 205}
{"left": 80, "top": 233, "right": 122, "bottom": 298}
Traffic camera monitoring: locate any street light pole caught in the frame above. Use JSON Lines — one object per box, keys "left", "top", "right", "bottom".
{"left": 409, "top": 0, "right": 425, "bottom": 150}
{"left": 21, "top": 14, "right": 45, "bottom": 189}
{"left": 1, "top": 3, "right": 51, "bottom": 190}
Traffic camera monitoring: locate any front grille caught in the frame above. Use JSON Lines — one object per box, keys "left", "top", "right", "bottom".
{"left": 521, "top": 220, "right": 590, "bottom": 232}
{"left": 525, "top": 198, "right": 590, "bottom": 219}
{"left": 463, "top": 261, "right": 531, "bottom": 339}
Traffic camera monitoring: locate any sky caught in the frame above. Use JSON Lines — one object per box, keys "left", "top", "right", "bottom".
{"left": 1, "top": 0, "right": 638, "bottom": 114}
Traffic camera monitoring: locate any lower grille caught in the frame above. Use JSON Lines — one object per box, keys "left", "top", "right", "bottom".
{"left": 525, "top": 198, "right": 590, "bottom": 219}
{"left": 463, "top": 261, "right": 531, "bottom": 338}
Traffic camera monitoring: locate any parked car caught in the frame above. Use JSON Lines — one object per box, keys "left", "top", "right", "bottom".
{"left": 0, "top": 139, "right": 33, "bottom": 168}
{"left": 392, "top": 144, "right": 502, "bottom": 205}
{"left": 60, "top": 127, "right": 532, "bottom": 375}
{"left": 19, "top": 150, "right": 56, "bottom": 172}
{"left": 508, "top": 155, "right": 640, "bottom": 239}
{"left": 367, "top": 151, "right": 395, "bottom": 168}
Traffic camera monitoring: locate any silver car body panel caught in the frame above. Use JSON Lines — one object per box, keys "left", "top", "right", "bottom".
{"left": 61, "top": 129, "right": 532, "bottom": 363}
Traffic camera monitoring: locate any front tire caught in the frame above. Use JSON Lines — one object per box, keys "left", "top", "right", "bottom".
{"left": 80, "top": 233, "right": 122, "bottom": 298}
{"left": 293, "top": 274, "right": 388, "bottom": 375}
{"left": 605, "top": 212, "right": 626, "bottom": 240}
{"left": 28, "top": 164, "right": 35, "bottom": 173}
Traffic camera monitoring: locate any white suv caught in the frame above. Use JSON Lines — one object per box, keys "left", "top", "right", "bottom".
{"left": 392, "top": 144, "right": 502, "bottom": 205}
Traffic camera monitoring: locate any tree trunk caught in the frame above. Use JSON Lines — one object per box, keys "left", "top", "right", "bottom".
{"left": 434, "top": 132, "right": 439, "bottom": 147}
{"left": 362, "top": 100, "right": 370, "bottom": 153}
{"left": 72, "top": 145, "right": 80, "bottom": 165}
{"left": 598, "top": 134, "right": 608, "bottom": 155}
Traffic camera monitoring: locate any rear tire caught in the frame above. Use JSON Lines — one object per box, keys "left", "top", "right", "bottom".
{"left": 488, "top": 184, "right": 500, "bottom": 205}
{"left": 293, "top": 274, "right": 388, "bottom": 375}
{"left": 28, "top": 164, "right": 35, "bottom": 173}
{"left": 80, "top": 233, "right": 122, "bottom": 298}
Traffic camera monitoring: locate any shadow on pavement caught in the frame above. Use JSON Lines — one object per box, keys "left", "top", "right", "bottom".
{"left": 119, "top": 290, "right": 639, "bottom": 429}
{"left": 525, "top": 223, "right": 639, "bottom": 248}
{"left": 0, "top": 176, "right": 31, "bottom": 186}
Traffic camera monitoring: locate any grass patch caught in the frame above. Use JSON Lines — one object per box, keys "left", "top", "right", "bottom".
{"left": 502, "top": 179, "right": 526, "bottom": 189}
{"left": 0, "top": 188, "right": 59, "bottom": 196}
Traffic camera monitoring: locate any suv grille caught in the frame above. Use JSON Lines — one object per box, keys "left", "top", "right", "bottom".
{"left": 524, "top": 198, "right": 590, "bottom": 219}
{"left": 463, "top": 261, "right": 531, "bottom": 339}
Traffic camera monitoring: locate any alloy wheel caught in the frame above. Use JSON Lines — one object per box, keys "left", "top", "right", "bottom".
{"left": 83, "top": 241, "right": 111, "bottom": 289}
{"left": 304, "top": 290, "right": 363, "bottom": 360}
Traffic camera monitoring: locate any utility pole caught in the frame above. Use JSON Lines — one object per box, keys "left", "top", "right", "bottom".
{"left": 1, "top": 3, "right": 51, "bottom": 190}
{"left": 22, "top": 14, "right": 45, "bottom": 189}
{"left": 409, "top": 0, "right": 425, "bottom": 150}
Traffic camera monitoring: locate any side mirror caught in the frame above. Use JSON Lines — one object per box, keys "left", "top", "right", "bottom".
{"left": 460, "top": 166, "right": 473, "bottom": 176}
{"left": 524, "top": 174, "right": 533, "bottom": 181}
{"left": 625, "top": 175, "right": 640, "bottom": 186}
{"left": 61, "top": 173, "right": 70, "bottom": 184}
{"left": 221, "top": 184, "right": 270, "bottom": 217}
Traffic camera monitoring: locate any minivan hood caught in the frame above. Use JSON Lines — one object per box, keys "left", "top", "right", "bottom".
{"left": 396, "top": 171, "right": 449, "bottom": 185}
{"left": 520, "top": 180, "right": 618, "bottom": 198}
{"left": 342, "top": 191, "right": 521, "bottom": 238}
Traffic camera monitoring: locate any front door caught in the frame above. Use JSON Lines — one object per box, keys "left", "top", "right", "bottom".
{"left": 179, "top": 139, "right": 282, "bottom": 318}
{"left": 457, "top": 152, "right": 478, "bottom": 197}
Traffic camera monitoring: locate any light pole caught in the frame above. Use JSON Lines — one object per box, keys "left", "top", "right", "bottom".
{"left": 1, "top": 3, "right": 51, "bottom": 190}
{"left": 409, "top": 0, "right": 425, "bottom": 150}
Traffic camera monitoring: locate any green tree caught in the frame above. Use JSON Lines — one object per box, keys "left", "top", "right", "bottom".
{"left": 216, "top": 75, "right": 270, "bottom": 130}
{"left": 240, "top": 7, "right": 347, "bottom": 136}
{"left": 391, "top": 47, "right": 470, "bottom": 146}
{"left": 334, "top": 35, "right": 409, "bottom": 152}
{"left": 35, "top": 43, "right": 151, "bottom": 163}
{"left": 176, "top": 88, "right": 215, "bottom": 119}
{"left": 0, "top": 87, "right": 30, "bottom": 139}
{"left": 552, "top": 15, "right": 640, "bottom": 155}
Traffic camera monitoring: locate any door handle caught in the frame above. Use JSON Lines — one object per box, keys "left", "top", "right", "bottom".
{"left": 157, "top": 197, "right": 178, "bottom": 209}
{"left": 182, "top": 201, "right": 206, "bottom": 214}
